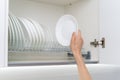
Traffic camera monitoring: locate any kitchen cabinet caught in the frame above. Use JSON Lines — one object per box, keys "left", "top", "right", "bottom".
{"left": 0, "top": 0, "right": 100, "bottom": 67}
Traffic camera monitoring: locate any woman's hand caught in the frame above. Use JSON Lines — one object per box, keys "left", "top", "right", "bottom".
{"left": 70, "top": 30, "right": 92, "bottom": 80}
{"left": 70, "top": 30, "right": 83, "bottom": 54}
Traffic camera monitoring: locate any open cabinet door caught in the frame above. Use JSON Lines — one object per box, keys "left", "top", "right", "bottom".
{"left": 99, "top": 0, "right": 120, "bottom": 65}
{"left": 0, "top": 0, "right": 8, "bottom": 67}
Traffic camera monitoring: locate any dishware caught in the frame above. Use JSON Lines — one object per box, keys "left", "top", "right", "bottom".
{"left": 25, "top": 18, "right": 37, "bottom": 50}
{"left": 19, "top": 18, "right": 33, "bottom": 49}
{"left": 16, "top": 17, "right": 25, "bottom": 50}
{"left": 28, "top": 19, "right": 44, "bottom": 50}
{"left": 14, "top": 16, "right": 24, "bottom": 50}
{"left": 56, "top": 15, "right": 78, "bottom": 46}
{"left": 9, "top": 14, "right": 19, "bottom": 50}
{"left": 8, "top": 16, "right": 12, "bottom": 50}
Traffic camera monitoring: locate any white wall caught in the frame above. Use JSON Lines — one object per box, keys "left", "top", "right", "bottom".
{"left": 100, "top": 0, "right": 120, "bottom": 65}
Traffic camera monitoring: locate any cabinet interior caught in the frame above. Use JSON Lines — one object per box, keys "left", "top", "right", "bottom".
{"left": 8, "top": 0, "right": 99, "bottom": 66}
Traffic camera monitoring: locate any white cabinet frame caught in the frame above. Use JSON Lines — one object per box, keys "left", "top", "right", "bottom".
{"left": 0, "top": 0, "right": 8, "bottom": 67}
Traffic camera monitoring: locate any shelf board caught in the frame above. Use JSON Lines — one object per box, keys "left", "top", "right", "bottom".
{"left": 8, "top": 60, "right": 98, "bottom": 66}
{"left": 28, "top": 0, "right": 79, "bottom": 6}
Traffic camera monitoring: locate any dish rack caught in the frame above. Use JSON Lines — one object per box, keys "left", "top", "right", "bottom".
{"left": 8, "top": 13, "right": 71, "bottom": 53}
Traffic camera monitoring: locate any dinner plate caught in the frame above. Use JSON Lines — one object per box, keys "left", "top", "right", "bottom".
{"left": 12, "top": 14, "right": 23, "bottom": 50}
{"left": 35, "top": 22, "right": 45, "bottom": 49}
{"left": 47, "top": 26, "right": 53, "bottom": 49}
{"left": 25, "top": 19, "right": 38, "bottom": 50}
{"left": 28, "top": 19, "right": 40, "bottom": 50}
{"left": 28, "top": 19, "right": 44, "bottom": 50}
{"left": 41, "top": 24, "right": 48, "bottom": 49}
{"left": 8, "top": 25, "right": 10, "bottom": 46}
{"left": 9, "top": 14, "right": 19, "bottom": 50}
{"left": 50, "top": 26, "right": 55, "bottom": 49}
{"left": 9, "top": 15, "right": 14, "bottom": 50}
{"left": 56, "top": 15, "right": 78, "bottom": 46}
{"left": 41, "top": 24, "right": 51, "bottom": 49}
{"left": 19, "top": 18, "right": 33, "bottom": 49}
{"left": 13, "top": 15, "right": 23, "bottom": 50}
{"left": 18, "top": 18, "right": 30, "bottom": 49}
{"left": 12, "top": 15, "right": 20, "bottom": 50}
{"left": 46, "top": 26, "right": 53, "bottom": 49}
{"left": 24, "top": 18, "right": 35, "bottom": 49}
{"left": 16, "top": 17, "right": 25, "bottom": 50}
{"left": 12, "top": 15, "right": 21, "bottom": 50}
{"left": 37, "top": 23, "right": 45, "bottom": 49}
{"left": 8, "top": 16, "right": 13, "bottom": 50}
{"left": 23, "top": 19, "right": 34, "bottom": 49}
{"left": 8, "top": 14, "right": 12, "bottom": 50}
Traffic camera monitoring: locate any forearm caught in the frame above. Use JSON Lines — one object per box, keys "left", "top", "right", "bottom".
{"left": 74, "top": 51, "right": 92, "bottom": 80}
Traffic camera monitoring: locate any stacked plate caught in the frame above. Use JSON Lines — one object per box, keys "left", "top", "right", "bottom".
{"left": 8, "top": 13, "right": 48, "bottom": 51}
{"left": 8, "top": 13, "right": 78, "bottom": 52}
{"left": 9, "top": 13, "right": 24, "bottom": 50}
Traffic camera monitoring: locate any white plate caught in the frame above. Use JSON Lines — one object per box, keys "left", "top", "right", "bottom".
{"left": 8, "top": 16, "right": 13, "bottom": 50}
{"left": 12, "top": 15, "right": 20, "bottom": 50}
{"left": 34, "top": 22, "right": 45, "bottom": 49}
{"left": 24, "top": 18, "right": 35, "bottom": 49}
{"left": 28, "top": 19, "right": 40, "bottom": 50}
{"left": 16, "top": 17, "right": 25, "bottom": 50}
{"left": 12, "top": 15, "right": 23, "bottom": 50}
{"left": 18, "top": 18, "right": 30, "bottom": 49}
{"left": 9, "top": 15, "right": 14, "bottom": 49}
{"left": 19, "top": 18, "right": 33, "bottom": 49}
{"left": 49, "top": 26, "right": 55, "bottom": 48}
{"left": 56, "top": 15, "right": 78, "bottom": 46}
{"left": 41, "top": 24, "right": 51, "bottom": 49}
{"left": 25, "top": 19, "right": 37, "bottom": 50}
{"left": 8, "top": 25, "right": 10, "bottom": 46}
{"left": 46, "top": 26, "right": 53, "bottom": 49}
{"left": 13, "top": 15, "right": 23, "bottom": 50}
{"left": 9, "top": 14, "right": 19, "bottom": 50}
{"left": 28, "top": 19, "right": 44, "bottom": 50}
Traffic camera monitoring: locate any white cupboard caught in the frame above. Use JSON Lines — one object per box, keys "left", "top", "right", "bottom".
{"left": 0, "top": 0, "right": 100, "bottom": 67}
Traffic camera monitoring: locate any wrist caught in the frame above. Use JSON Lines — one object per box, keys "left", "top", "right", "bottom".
{"left": 73, "top": 52, "right": 84, "bottom": 65}
{"left": 73, "top": 52, "right": 82, "bottom": 57}
{"left": 72, "top": 50, "right": 80, "bottom": 54}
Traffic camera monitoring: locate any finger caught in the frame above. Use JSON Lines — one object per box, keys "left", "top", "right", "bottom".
{"left": 78, "top": 30, "right": 84, "bottom": 44}
{"left": 78, "top": 29, "right": 81, "bottom": 36}
{"left": 70, "top": 32, "right": 75, "bottom": 45}
{"left": 71, "top": 32, "right": 75, "bottom": 42}
{"left": 76, "top": 29, "right": 81, "bottom": 39}
{"left": 77, "top": 30, "right": 84, "bottom": 44}
{"left": 78, "top": 29, "right": 83, "bottom": 39}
